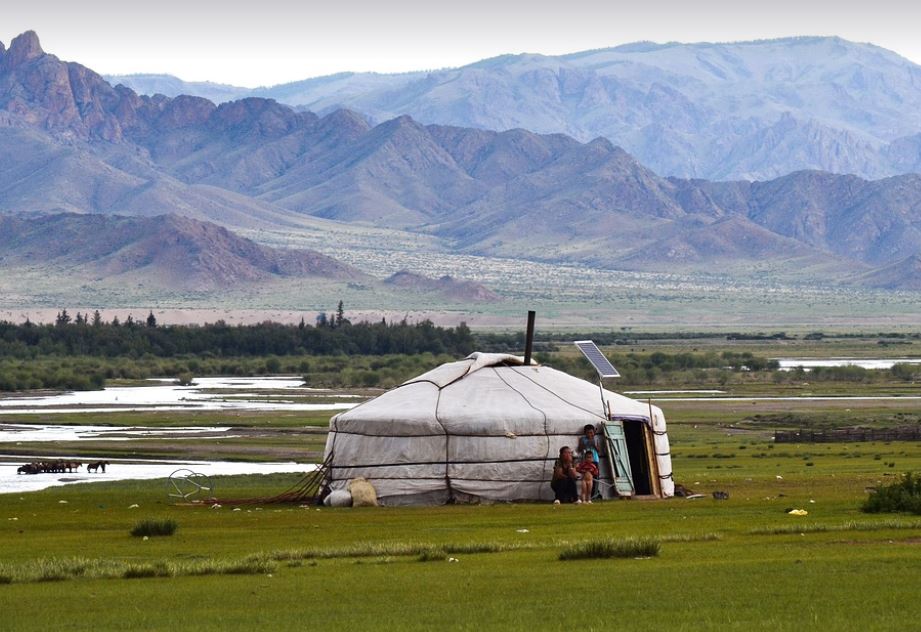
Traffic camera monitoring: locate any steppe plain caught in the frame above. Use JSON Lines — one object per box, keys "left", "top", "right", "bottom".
{"left": 2, "top": 336, "right": 920, "bottom": 631}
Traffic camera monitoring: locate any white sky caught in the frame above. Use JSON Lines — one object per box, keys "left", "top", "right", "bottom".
{"left": 3, "top": 0, "right": 921, "bottom": 88}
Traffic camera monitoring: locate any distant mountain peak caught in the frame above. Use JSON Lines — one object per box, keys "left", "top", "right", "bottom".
{"left": 319, "top": 108, "right": 371, "bottom": 132}
{"left": 4, "top": 30, "right": 44, "bottom": 67}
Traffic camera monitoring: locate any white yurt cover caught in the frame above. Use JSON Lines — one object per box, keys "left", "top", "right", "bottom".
{"left": 323, "top": 353, "right": 673, "bottom": 504}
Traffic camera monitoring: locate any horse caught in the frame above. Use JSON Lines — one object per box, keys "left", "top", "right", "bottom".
{"left": 87, "top": 461, "right": 109, "bottom": 473}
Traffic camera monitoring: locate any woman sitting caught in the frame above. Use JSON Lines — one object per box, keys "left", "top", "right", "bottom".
{"left": 551, "top": 446, "right": 579, "bottom": 504}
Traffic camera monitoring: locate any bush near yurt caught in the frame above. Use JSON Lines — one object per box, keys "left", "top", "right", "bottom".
{"left": 862, "top": 472, "right": 921, "bottom": 515}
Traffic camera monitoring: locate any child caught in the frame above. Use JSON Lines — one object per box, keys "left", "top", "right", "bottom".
{"left": 578, "top": 424, "right": 600, "bottom": 466}
{"left": 578, "top": 424, "right": 601, "bottom": 500}
{"left": 576, "top": 451, "right": 599, "bottom": 503}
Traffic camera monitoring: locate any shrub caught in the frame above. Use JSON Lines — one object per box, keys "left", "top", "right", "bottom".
{"left": 862, "top": 472, "right": 921, "bottom": 515}
{"left": 559, "top": 537, "right": 660, "bottom": 561}
{"left": 130, "top": 519, "right": 178, "bottom": 537}
{"left": 417, "top": 548, "right": 448, "bottom": 562}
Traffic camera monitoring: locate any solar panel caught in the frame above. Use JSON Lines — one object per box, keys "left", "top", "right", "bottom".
{"left": 574, "top": 340, "right": 620, "bottom": 378}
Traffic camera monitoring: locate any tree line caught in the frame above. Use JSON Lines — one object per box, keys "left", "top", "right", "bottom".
{"left": 0, "top": 310, "right": 474, "bottom": 359}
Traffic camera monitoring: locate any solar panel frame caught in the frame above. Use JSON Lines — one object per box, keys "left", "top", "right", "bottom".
{"left": 574, "top": 340, "right": 620, "bottom": 378}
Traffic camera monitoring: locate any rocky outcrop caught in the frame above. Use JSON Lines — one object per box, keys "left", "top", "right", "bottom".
{"left": 1, "top": 31, "right": 43, "bottom": 67}
{"left": 384, "top": 271, "right": 499, "bottom": 302}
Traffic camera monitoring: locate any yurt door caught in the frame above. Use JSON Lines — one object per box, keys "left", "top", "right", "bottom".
{"left": 602, "top": 421, "right": 635, "bottom": 497}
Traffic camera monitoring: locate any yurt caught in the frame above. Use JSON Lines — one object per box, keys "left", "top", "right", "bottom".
{"left": 323, "top": 352, "right": 673, "bottom": 505}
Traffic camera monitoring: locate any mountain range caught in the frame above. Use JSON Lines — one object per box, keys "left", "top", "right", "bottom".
{"left": 1, "top": 31, "right": 920, "bottom": 292}
{"left": 110, "top": 36, "right": 921, "bottom": 181}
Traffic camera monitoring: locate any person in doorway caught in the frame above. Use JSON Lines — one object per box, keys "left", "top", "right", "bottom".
{"left": 578, "top": 424, "right": 601, "bottom": 465}
{"left": 551, "top": 446, "right": 579, "bottom": 504}
{"left": 578, "top": 424, "right": 602, "bottom": 499}
{"left": 576, "top": 451, "right": 599, "bottom": 503}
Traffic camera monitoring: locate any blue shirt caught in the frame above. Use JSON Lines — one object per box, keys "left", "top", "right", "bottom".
{"left": 578, "top": 435, "right": 600, "bottom": 463}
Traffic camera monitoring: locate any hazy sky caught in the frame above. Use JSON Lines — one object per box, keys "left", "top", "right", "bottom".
{"left": 3, "top": 0, "right": 921, "bottom": 87}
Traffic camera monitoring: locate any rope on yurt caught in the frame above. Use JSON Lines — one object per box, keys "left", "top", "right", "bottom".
{"left": 491, "top": 366, "right": 554, "bottom": 486}
{"left": 433, "top": 387, "right": 455, "bottom": 502}
{"left": 645, "top": 399, "right": 675, "bottom": 489}
{"left": 508, "top": 367, "right": 606, "bottom": 420}
{"left": 207, "top": 453, "right": 334, "bottom": 506}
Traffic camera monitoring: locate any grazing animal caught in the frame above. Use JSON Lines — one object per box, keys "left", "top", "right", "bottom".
{"left": 87, "top": 461, "right": 109, "bottom": 473}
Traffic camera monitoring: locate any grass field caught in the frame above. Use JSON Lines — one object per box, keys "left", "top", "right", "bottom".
{"left": 1, "top": 459, "right": 920, "bottom": 631}
{"left": 2, "top": 337, "right": 921, "bottom": 630}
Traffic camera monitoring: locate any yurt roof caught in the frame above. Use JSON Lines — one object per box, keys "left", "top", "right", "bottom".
{"left": 331, "top": 352, "right": 662, "bottom": 437}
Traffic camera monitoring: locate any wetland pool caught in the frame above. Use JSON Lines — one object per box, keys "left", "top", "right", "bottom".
{"left": 0, "top": 376, "right": 360, "bottom": 415}
{"left": 0, "top": 456, "right": 316, "bottom": 494}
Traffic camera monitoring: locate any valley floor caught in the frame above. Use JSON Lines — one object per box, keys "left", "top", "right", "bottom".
{"left": 2, "top": 338, "right": 921, "bottom": 629}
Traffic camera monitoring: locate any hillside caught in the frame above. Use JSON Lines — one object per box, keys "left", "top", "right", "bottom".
{"left": 853, "top": 255, "right": 921, "bottom": 291}
{"left": 111, "top": 37, "right": 921, "bottom": 180}
{"left": 0, "top": 213, "right": 368, "bottom": 290}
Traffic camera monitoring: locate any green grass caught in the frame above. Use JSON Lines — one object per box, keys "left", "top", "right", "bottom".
{"left": 2, "top": 336, "right": 921, "bottom": 629}
{"left": 0, "top": 555, "right": 277, "bottom": 583}
{"left": 559, "top": 537, "right": 660, "bottom": 560}
{"left": 130, "top": 518, "right": 178, "bottom": 537}
{"left": 749, "top": 518, "right": 921, "bottom": 535}
{"left": 2, "top": 457, "right": 921, "bottom": 630}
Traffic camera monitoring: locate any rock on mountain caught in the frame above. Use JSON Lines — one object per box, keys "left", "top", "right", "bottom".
{"left": 111, "top": 37, "right": 921, "bottom": 181}
{"left": 384, "top": 271, "right": 499, "bottom": 302}
{"left": 0, "top": 212, "right": 368, "bottom": 290}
